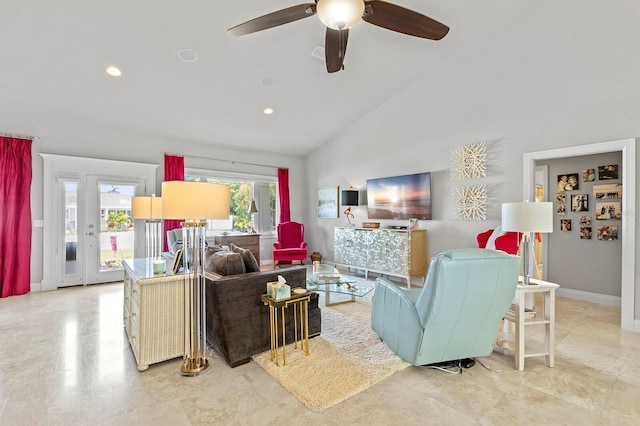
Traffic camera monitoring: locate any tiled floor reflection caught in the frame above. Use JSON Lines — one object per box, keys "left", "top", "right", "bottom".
{"left": 0, "top": 282, "right": 639, "bottom": 425}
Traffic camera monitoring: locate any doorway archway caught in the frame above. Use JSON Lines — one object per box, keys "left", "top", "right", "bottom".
{"left": 523, "top": 138, "right": 636, "bottom": 332}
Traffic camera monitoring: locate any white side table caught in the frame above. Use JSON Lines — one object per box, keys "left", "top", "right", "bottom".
{"left": 503, "top": 277, "right": 559, "bottom": 371}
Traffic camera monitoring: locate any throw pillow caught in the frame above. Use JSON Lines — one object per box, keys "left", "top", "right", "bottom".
{"left": 172, "top": 239, "right": 183, "bottom": 254}
{"left": 205, "top": 245, "right": 227, "bottom": 255}
{"left": 230, "top": 243, "right": 261, "bottom": 273}
{"left": 205, "top": 251, "right": 245, "bottom": 276}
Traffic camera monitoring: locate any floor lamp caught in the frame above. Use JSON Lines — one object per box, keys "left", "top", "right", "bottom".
{"left": 501, "top": 201, "right": 553, "bottom": 285}
{"left": 131, "top": 195, "right": 164, "bottom": 272}
{"left": 162, "top": 181, "right": 230, "bottom": 376}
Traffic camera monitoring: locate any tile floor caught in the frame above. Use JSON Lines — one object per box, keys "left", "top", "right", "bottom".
{"left": 0, "top": 278, "right": 639, "bottom": 425}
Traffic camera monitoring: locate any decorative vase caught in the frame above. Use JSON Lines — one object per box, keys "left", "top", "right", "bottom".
{"left": 310, "top": 252, "right": 322, "bottom": 263}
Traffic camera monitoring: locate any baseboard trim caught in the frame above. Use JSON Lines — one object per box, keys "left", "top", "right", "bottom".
{"left": 31, "top": 282, "right": 42, "bottom": 292}
{"left": 557, "top": 288, "right": 621, "bottom": 307}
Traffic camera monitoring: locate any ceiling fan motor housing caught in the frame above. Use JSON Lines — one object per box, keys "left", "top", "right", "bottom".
{"left": 317, "top": 0, "right": 365, "bottom": 30}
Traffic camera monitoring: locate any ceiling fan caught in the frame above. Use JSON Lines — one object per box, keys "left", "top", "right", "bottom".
{"left": 228, "top": 0, "right": 449, "bottom": 73}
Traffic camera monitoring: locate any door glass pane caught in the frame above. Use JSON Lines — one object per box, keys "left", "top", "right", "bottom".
{"left": 64, "top": 182, "right": 78, "bottom": 275}
{"left": 99, "top": 184, "right": 135, "bottom": 271}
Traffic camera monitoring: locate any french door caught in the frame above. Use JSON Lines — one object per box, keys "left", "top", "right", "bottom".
{"left": 41, "top": 154, "right": 157, "bottom": 291}
{"left": 60, "top": 175, "right": 145, "bottom": 286}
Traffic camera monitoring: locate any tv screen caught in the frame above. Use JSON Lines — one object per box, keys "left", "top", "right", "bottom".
{"left": 366, "top": 172, "right": 431, "bottom": 220}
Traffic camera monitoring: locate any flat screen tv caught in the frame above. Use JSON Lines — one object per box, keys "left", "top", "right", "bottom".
{"left": 366, "top": 172, "right": 431, "bottom": 220}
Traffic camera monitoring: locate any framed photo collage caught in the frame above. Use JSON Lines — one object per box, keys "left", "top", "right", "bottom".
{"left": 555, "top": 164, "right": 621, "bottom": 241}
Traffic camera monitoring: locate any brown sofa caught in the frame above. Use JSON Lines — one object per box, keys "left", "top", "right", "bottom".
{"left": 205, "top": 265, "right": 321, "bottom": 367}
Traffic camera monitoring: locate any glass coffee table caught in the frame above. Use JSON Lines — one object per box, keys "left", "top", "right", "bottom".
{"left": 306, "top": 264, "right": 372, "bottom": 306}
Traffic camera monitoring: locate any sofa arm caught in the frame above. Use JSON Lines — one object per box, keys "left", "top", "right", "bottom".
{"left": 371, "top": 278, "right": 423, "bottom": 363}
{"left": 273, "top": 242, "right": 282, "bottom": 249}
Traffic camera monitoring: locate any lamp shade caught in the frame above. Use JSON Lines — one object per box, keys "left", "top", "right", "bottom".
{"left": 501, "top": 202, "right": 554, "bottom": 233}
{"left": 162, "top": 181, "right": 230, "bottom": 220}
{"left": 131, "top": 196, "right": 163, "bottom": 220}
{"left": 249, "top": 199, "right": 258, "bottom": 214}
{"left": 317, "top": 0, "right": 365, "bottom": 30}
{"left": 341, "top": 190, "right": 359, "bottom": 206}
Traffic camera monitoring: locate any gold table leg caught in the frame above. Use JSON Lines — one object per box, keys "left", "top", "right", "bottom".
{"left": 264, "top": 295, "right": 311, "bottom": 366}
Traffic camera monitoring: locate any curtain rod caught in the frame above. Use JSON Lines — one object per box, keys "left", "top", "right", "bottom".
{"left": 163, "top": 152, "right": 287, "bottom": 170}
{"left": 0, "top": 132, "right": 38, "bottom": 140}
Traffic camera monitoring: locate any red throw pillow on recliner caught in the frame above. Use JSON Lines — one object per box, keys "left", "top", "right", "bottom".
{"left": 477, "top": 228, "right": 520, "bottom": 255}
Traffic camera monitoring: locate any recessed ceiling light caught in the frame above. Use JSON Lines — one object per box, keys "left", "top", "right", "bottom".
{"left": 260, "top": 77, "right": 274, "bottom": 87}
{"left": 105, "top": 66, "right": 122, "bottom": 77}
{"left": 263, "top": 107, "right": 274, "bottom": 115}
{"left": 177, "top": 48, "right": 198, "bottom": 63}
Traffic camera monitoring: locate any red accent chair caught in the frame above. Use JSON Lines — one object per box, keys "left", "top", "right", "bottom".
{"left": 477, "top": 228, "right": 520, "bottom": 255}
{"left": 273, "top": 221, "right": 308, "bottom": 268}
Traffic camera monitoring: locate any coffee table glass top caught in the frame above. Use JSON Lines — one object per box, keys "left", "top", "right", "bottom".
{"left": 305, "top": 265, "right": 372, "bottom": 298}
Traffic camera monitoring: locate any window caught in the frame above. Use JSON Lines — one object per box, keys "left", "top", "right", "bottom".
{"left": 185, "top": 172, "right": 277, "bottom": 234}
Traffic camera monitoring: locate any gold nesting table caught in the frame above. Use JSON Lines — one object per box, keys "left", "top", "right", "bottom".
{"left": 262, "top": 290, "right": 312, "bottom": 366}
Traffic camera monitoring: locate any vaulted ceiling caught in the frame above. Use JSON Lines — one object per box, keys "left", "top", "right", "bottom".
{"left": 2, "top": 1, "right": 639, "bottom": 156}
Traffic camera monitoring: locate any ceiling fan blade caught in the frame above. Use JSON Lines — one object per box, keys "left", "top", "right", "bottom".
{"left": 325, "top": 28, "right": 349, "bottom": 73}
{"left": 362, "top": 1, "right": 449, "bottom": 40}
{"left": 228, "top": 3, "right": 317, "bottom": 37}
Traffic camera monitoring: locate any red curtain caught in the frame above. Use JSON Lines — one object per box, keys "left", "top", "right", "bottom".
{"left": 163, "top": 155, "right": 184, "bottom": 251}
{"left": 0, "top": 137, "right": 32, "bottom": 298}
{"left": 277, "top": 168, "right": 290, "bottom": 223}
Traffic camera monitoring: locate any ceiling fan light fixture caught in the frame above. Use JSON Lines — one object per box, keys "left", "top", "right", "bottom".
{"left": 317, "top": 0, "right": 365, "bottom": 30}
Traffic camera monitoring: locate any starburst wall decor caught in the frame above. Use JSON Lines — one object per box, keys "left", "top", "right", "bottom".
{"left": 450, "top": 142, "right": 487, "bottom": 180}
{"left": 451, "top": 185, "right": 487, "bottom": 221}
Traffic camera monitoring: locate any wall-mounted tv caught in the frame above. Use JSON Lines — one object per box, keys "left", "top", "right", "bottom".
{"left": 366, "top": 172, "right": 431, "bottom": 220}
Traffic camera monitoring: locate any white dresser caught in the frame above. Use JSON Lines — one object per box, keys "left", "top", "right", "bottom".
{"left": 123, "top": 258, "right": 185, "bottom": 371}
{"left": 333, "top": 227, "right": 429, "bottom": 287}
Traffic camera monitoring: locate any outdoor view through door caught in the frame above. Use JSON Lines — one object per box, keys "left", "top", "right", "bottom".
{"left": 63, "top": 182, "right": 137, "bottom": 284}
{"left": 99, "top": 184, "right": 135, "bottom": 272}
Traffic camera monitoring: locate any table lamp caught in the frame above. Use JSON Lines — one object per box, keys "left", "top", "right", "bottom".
{"left": 248, "top": 199, "right": 258, "bottom": 234}
{"left": 501, "top": 201, "right": 553, "bottom": 284}
{"left": 162, "top": 181, "right": 230, "bottom": 376}
{"left": 131, "top": 195, "right": 163, "bottom": 272}
{"left": 341, "top": 187, "right": 360, "bottom": 226}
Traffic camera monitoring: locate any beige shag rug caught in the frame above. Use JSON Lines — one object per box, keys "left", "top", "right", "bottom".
{"left": 252, "top": 277, "right": 410, "bottom": 411}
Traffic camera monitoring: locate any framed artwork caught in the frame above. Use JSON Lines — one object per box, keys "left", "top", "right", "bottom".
{"left": 580, "top": 227, "right": 592, "bottom": 239}
{"left": 317, "top": 186, "right": 339, "bottom": 218}
{"left": 555, "top": 193, "right": 566, "bottom": 203}
{"left": 598, "top": 164, "right": 618, "bottom": 180}
{"left": 582, "top": 168, "right": 596, "bottom": 182}
{"left": 560, "top": 219, "right": 572, "bottom": 231}
{"left": 556, "top": 204, "right": 566, "bottom": 215}
{"left": 172, "top": 249, "right": 183, "bottom": 275}
{"left": 593, "top": 183, "right": 622, "bottom": 200}
{"left": 597, "top": 225, "right": 618, "bottom": 241}
{"left": 557, "top": 173, "right": 579, "bottom": 191}
{"left": 579, "top": 216, "right": 592, "bottom": 226}
{"left": 570, "top": 194, "right": 588, "bottom": 212}
{"left": 595, "top": 201, "right": 621, "bottom": 220}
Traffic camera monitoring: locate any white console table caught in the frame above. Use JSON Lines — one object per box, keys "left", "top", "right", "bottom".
{"left": 123, "top": 258, "right": 185, "bottom": 371}
{"left": 502, "top": 277, "right": 559, "bottom": 371}
{"left": 333, "top": 227, "right": 428, "bottom": 287}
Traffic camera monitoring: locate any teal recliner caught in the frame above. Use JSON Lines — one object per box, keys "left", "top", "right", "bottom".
{"left": 371, "top": 248, "right": 520, "bottom": 366}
